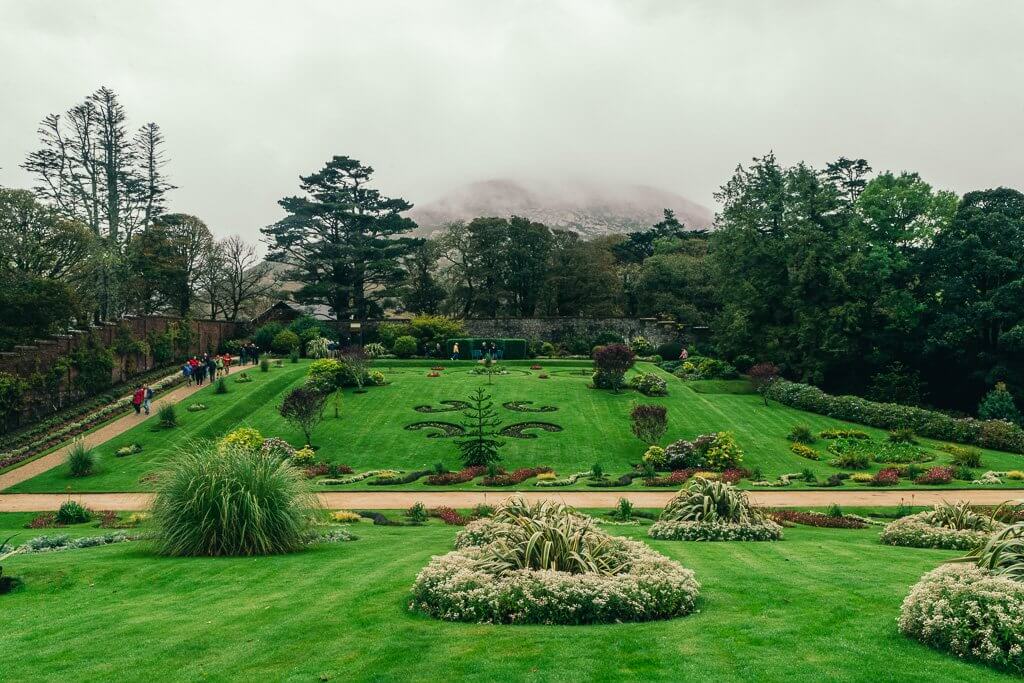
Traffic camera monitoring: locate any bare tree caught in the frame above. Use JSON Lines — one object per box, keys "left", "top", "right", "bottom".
{"left": 218, "top": 235, "right": 279, "bottom": 321}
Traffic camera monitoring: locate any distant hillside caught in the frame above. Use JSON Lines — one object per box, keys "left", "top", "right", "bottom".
{"left": 408, "top": 178, "right": 713, "bottom": 239}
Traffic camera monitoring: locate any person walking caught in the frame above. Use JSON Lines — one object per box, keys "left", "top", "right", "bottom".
{"left": 251, "top": 343, "right": 260, "bottom": 366}
{"left": 195, "top": 360, "right": 206, "bottom": 386}
{"left": 143, "top": 384, "right": 154, "bottom": 415}
{"left": 221, "top": 352, "right": 232, "bottom": 374}
{"left": 679, "top": 347, "right": 689, "bottom": 361}
{"left": 182, "top": 361, "right": 193, "bottom": 386}
{"left": 215, "top": 355, "right": 225, "bottom": 378}
{"left": 206, "top": 354, "right": 218, "bottom": 381}
{"left": 239, "top": 344, "right": 248, "bottom": 366}
{"left": 131, "top": 385, "right": 145, "bottom": 414}
{"left": 451, "top": 342, "right": 460, "bottom": 361}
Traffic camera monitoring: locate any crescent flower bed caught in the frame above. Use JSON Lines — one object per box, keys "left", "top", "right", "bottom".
{"left": 880, "top": 502, "right": 1000, "bottom": 550}
{"left": 648, "top": 479, "right": 783, "bottom": 542}
{"left": 410, "top": 498, "right": 700, "bottom": 625}
{"left": 480, "top": 466, "right": 554, "bottom": 486}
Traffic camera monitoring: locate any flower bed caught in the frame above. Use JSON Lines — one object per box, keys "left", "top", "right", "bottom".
{"left": 764, "top": 379, "right": 1024, "bottom": 453}
{"left": 648, "top": 519, "right": 784, "bottom": 541}
{"left": 899, "top": 564, "right": 1023, "bottom": 674}
{"left": 480, "top": 466, "right": 553, "bottom": 486}
{"left": 880, "top": 511, "right": 995, "bottom": 550}
{"left": 412, "top": 500, "right": 699, "bottom": 625}
{"left": 535, "top": 471, "right": 590, "bottom": 487}
{"left": 369, "top": 469, "right": 432, "bottom": 485}
{"left": 426, "top": 466, "right": 486, "bottom": 486}
{"left": 648, "top": 479, "right": 783, "bottom": 541}
{"left": 320, "top": 469, "right": 402, "bottom": 486}
{"left": 643, "top": 469, "right": 695, "bottom": 487}
{"left": 502, "top": 401, "right": 557, "bottom": 413}
{"left": 431, "top": 506, "right": 470, "bottom": 525}
{"left": 768, "top": 509, "right": 869, "bottom": 529}
{"left": 498, "top": 422, "right": 563, "bottom": 439}
{"left": 914, "top": 466, "right": 954, "bottom": 485}
{"left": 404, "top": 421, "right": 465, "bottom": 437}
{"left": 413, "top": 400, "right": 469, "bottom": 413}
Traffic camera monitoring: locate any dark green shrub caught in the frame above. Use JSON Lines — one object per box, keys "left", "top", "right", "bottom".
{"left": 271, "top": 330, "right": 300, "bottom": 354}
{"left": 159, "top": 403, "right": 177, "bottom": 428}
{"left": 215, "top": 378, "right": 228, "bottom": 394}
{"left": 888, "top": 428, "right": 917, "bottom": 444}
{"left": 252, "top": 322, "right": 283, "bottom": 352}
{"left": 978, "top": 382, "right": 1022, "bottom": 424}
{"left": 151, "top": 442, "right": 315, "bottom": 556}
{"left": 393, "top": 335, "right": 418, "bottom": 358}
{"left": 66, "top": 442, "right": 94, "bottom": 477}
{"left": 405, "top": 502, "right": 428, "bottom": 525}
{"left": 260, "top": 358, "right": 270, "bottom": 372}
{"left": 787, "top": 424, "right": 816, "bottom": 444}
{"left": 56, "top": 500, "right": 91, "bottom": 524}
{"left": 947, "top": 445, "right": 983, "bottom": 468}
{"left": 289, "top": 348, "right": 300, "bottom": 363}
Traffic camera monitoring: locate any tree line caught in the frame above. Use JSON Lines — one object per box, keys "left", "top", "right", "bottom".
{"left": 264, "top": 154, "right": 1022, "bottom": 413}
{"left": 0, "top": 87, "right": 279, "bottom": 350}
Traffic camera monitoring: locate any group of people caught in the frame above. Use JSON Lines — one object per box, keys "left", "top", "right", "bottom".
{"left": 238, "top": 342, "right": 262, "bottom": 366}
{"left": 131, "top": 384, "right": 154, "bottom": 415}
{"left": 181, "top": 353, "right": 233, "bottom": 386}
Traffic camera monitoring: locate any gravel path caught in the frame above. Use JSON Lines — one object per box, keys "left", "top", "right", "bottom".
{"left": 0, "top": 377, "right": 206, "bottom": 492}
{"left": 0, "top": 489, "right": 1020, "bottom": 512}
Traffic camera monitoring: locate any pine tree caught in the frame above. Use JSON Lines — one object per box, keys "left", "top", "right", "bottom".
{"left": 978, "top": 382, "right": 1022, "bottom": 424}
{"left": 455, "top": 387, "right": 503, "bottom": 467}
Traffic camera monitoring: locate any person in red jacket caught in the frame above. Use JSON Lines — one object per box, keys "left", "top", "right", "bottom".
{"left": 131, "top": 386, "right": 145, "bottom": 415}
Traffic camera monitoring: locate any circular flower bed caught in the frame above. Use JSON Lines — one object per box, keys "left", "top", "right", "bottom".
{"left": 899, "top": 563, "right": 1023, "bottom": 674}
{"left": 648, "top": 479, "right": 783, "bottom": 542}
{"left": 880, "top": 504, "right": 999, "bottom": 550}
{"left": 411, "top": 499, "right": 699, "bottom": 625}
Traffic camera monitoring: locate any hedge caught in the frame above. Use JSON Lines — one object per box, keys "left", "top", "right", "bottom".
{"left": 446, "top": 338, "right": 528, "bottom": 360}
{"left": 763, "top": 379, "right": 1024, "bottom": 454}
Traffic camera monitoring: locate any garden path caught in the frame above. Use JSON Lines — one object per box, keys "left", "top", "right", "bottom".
{"left": 0, "top": 377, "right": 206, "bottom": 492}
{"left": 0, "top": 488, "right": 1020, "bottom": 512}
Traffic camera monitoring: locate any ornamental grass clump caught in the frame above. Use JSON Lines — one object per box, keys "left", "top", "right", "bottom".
{"left": 151, "top": 441, "right": 317, "bottom": 557}
{"left": 648, "top": 479, "right": 782, "bottom": 541}
{"left": 66, "top": 441, "right": 95, "bottom": 477}
{"left": 412, "top": 497, "right": 699, "bottom": 625}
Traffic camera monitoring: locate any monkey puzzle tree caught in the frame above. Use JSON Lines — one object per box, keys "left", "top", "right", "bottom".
{"left": 455, "top": 387, "right": 503, "bottom": 467}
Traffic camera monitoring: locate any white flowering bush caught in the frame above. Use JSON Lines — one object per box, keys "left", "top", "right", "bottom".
{"left": 648, "top": 519, "right": 783, "bottom": 541}
{"left": 648, "top": 478, "right": 783, "bottom": 542}
{"left": 414, "top": 498, "right": 699, "bottom": 624}
{"left": 880, "top": 510, "right": 997, "bottom": 550}
{"left": 899, "top": 563, "right": 1024, "bottom": 674}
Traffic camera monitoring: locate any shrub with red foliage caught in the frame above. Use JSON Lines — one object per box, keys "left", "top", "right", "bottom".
{"left": 720, "top": 468, "right": 749, "bottom": 484}
{"left": 593, "top": 344, "right": 636, "bottom": 391}
{"left": 432, "top": 506, "right": 469, "bottom": 525}
{"left": 915, "top": 466, "right": 954, "bottom": 485}
{"left": 643, "top": 469, "right": 695, "bottom": 487}
{"left": 427, "top": 372, "right": 441, "bottom": 378}
{"left": 630, "top": 404, "right": 668, "bottom": 445}
{"left": 768, "top": 509, "right": 869, "bottom": 528}
{"left": 303, "top": 462, "right": 331, "bottom": 478}
{"left": 25, "top": 512, "right": 58, "bottom": 528}
{"left": 96, "top": 510, "right": 121, "bottom": 528}
{"left": 869, "top": 467, "right": 900, "bottom": 487}
{"left": 481, "top": 466, "right": 553, "bottom": 486}
{"left": 530, "top": 365, "right": 542, "bottom": 370}
{"left": 426, "top": 465, "right": 486, "bottom": 485}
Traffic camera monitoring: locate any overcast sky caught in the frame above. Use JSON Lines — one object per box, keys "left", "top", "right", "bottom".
{"left": 1, "top": 0, "right": 1022, "bottom": 242}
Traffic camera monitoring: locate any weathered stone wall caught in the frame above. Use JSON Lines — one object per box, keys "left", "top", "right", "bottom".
{"left": 0, "top": 316, "right": 242, "bottom": 426}
{"left": 460, "top": 317, "right": 689, "bottom": 347}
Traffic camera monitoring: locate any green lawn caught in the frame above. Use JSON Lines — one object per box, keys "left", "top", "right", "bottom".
{"left": 0, "top": 513, "right": 1011, "bottom": 682}
{"left": 7, "top": 359, "right": 1024, "bottom": 493}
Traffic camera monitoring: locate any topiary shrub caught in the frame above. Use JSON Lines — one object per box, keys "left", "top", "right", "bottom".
{"left": 66, "top": 441, "right": 94, "bottom": 477}
{"left": 151, "top": 441, "right": 316, "bottom": 556}
{"left": 648, "top": 479, "right": 782, "bottom": 541}
{"left": 412, "top": 498, "right": 700, "bottom": 624}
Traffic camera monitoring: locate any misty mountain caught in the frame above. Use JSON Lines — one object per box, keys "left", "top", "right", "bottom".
{"left": 408, "top": 178, "right": 713, "bottom": 239}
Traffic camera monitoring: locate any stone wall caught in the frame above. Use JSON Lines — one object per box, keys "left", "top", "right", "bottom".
{"left": 461, "top": 317, "right": 690, "bottom": 348}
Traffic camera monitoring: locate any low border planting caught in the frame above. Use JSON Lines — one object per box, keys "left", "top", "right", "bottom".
{"left": 763, "top": 379, "right": 1024, "bottom": 453}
